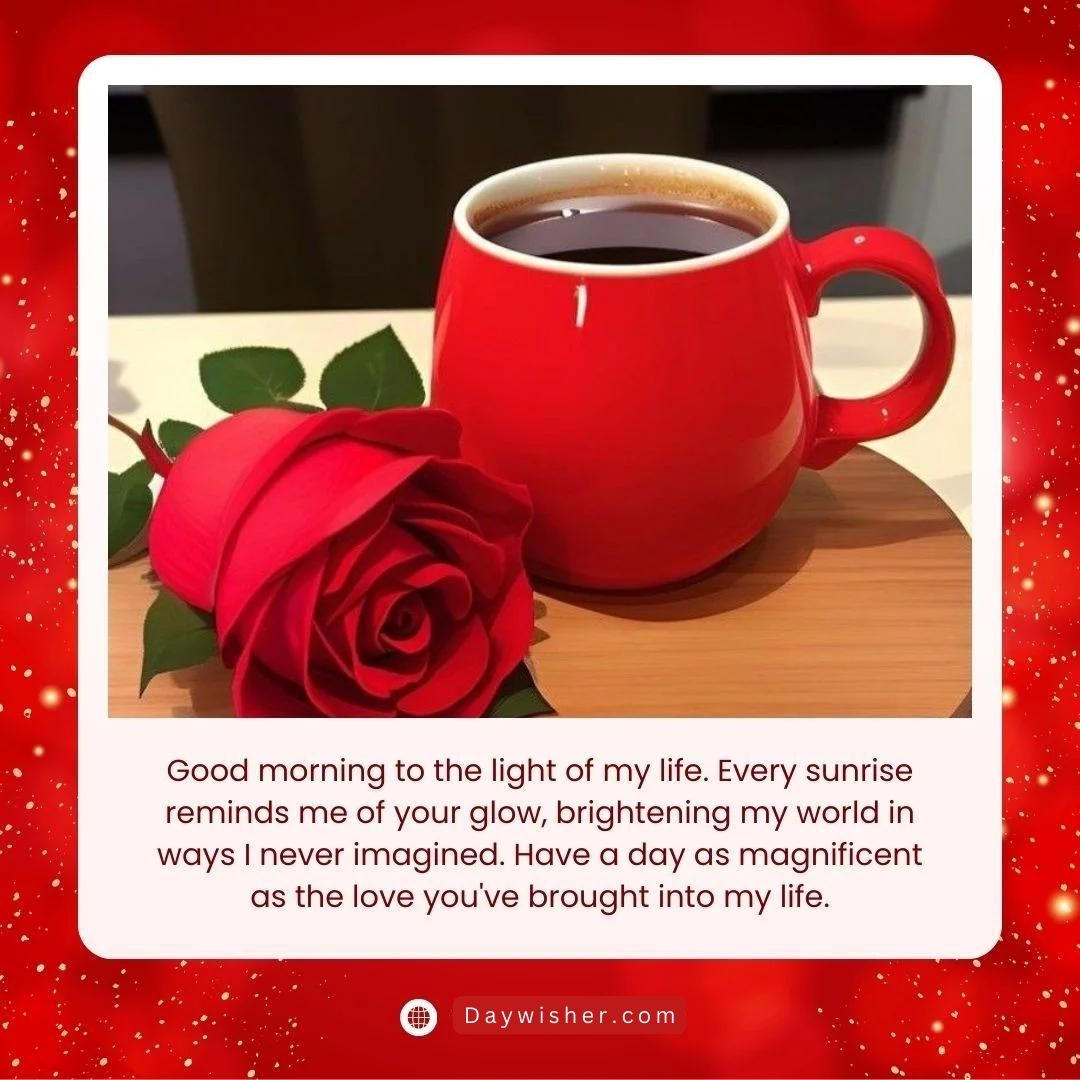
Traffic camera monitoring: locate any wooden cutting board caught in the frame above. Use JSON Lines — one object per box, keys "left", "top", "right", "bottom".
{"left": 108, "top": 447, "right": 970, "bottom": 718}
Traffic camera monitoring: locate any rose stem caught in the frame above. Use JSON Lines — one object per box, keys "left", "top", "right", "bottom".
{"left": 108, "top": 414, "right": 173, "bottom": 478}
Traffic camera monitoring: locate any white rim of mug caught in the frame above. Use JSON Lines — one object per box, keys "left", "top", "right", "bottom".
{"left": 453, "top": 152, "right": 791, "bottom": 277}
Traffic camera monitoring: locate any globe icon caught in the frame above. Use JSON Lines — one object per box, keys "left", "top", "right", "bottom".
{"left": 400, "top": 998, "right": 437, "bottom": 1036}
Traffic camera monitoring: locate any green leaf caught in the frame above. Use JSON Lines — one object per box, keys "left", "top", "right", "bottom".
{"left": 274, "top": 400, "right": 323, "bottom": 413}
{"left": 121, "top": 459, "right": 154, "bottom": 485}
{"left": 199, "top": 346, "right": 305, "bottom": 413}
{"left": 158, "top": 419, "right": 203, "bottom": 458}
{"left": 485, "top": 662, "right": 555, "bottom": 718}
{"left": 319, "top": 326, "right": 425, "bottom": 411}
{"left": 140, "top": 588, "right": 218, "bottom": 695}
{"left": 108, "top": 463, "right": 153, "bottom": 558}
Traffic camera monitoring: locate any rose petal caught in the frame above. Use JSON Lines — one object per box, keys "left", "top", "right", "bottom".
{"left": 359, "top": 586, "right": 412, "bottom": 653}
{"left": 418, "top": 458, "right": 532, "bottom": 541}
{"left": 379, "top": 594, "right": 433, "bottom": 656}
{"left": 229, "top": 583, "right": 319, "bottom": 717}
{"left": 218, "top": 591, "right": 269, "bottom": 670}
{"left": 404, "top": 516, "right": 505, "bottom": 599}
{"left": 215, "top": 446, "right": 430, "bottom": 642}
{"left": 322, "top": 504, "right": 393, "bottom": 595}
{"left": 353, "top": 585, "right": 435, "bottom": 660}
{"left": 399, "top": 561, "right": 474, "bottom": 620}
{"left": 335, "top": 604, "right": 425, "bottom": 698}
{"left": 355, "top": 587, "right": 398, "bottom": 658}
{"left": 304, "top": 663, "right": 398, "bottom": 717}
{"left": 313, "top": 624, "right": 353, "bottom": 681}
{"left": 397, "top": 615, "right": 490, "bottom": 716}
{"left": 320, "top": 526, "right": 431, "bottom": 625}
{"left": 346, "top": 407, "right": 462, "bottom": 459}
{"left": 241, "top": 550, "right": 325, "bottom": 687}
{"left": 232, "top": 652, "right": 318, "bottom": 717}
{"left": 151, "top": 407, "right": 468, "bottom": 614}
{"left": 396, "top": 494, "right": 484, "bottom": 538}
{"left": 149, "top": 408, "right": 310, "bottom": 610}
{"left": 218, "top": 408, "right": 456, "bottom": 550}
{"left": 255, "top": 559, "right": 397, "bottom": 717}
{"left": 155, "top": 408, "right": 372, "bottom": 611}
{"left": 227, "top": 557, "right": 422, "bottom": 715}
{"left": 353, "top": 650, "right": 429, "bottom": 700}
{"left": 450, "top": 571, "right": 536, "bottom": 716}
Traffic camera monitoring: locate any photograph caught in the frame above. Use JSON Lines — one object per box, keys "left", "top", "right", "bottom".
{"left": 106, "top": 82, "right": 973, "bottom": 718}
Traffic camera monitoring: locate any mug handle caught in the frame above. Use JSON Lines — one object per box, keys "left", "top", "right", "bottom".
{"left": 797, "top": 226, "right": 955, "bottom": 470}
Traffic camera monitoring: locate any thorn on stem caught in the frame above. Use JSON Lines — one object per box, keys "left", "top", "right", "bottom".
{"left": 108, "top": 414, "right": 172, "bottom": 477}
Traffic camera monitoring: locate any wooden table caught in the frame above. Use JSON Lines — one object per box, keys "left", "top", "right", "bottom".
{"left": 108, "top": 297, "right": 972, "bottom": 717}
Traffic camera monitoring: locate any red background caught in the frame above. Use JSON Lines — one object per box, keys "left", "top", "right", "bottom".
{"left": 1, "top": 2, "right": 1077, "bottom": 1076}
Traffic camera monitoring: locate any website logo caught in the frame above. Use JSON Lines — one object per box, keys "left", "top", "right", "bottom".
{"left": 400, "top": 998, "right": 438, "bottom": 1037}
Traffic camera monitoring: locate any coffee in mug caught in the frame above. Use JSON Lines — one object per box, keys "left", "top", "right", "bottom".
{"left": 480, "top": 195, "right": 764, "bottom": 265}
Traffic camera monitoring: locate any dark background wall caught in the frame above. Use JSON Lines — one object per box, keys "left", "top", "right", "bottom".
{"left": 108, "top": 85, "right": 972, "bottom": 315}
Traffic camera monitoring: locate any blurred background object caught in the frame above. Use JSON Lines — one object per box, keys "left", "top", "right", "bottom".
{"left": 108, "top": 85, "right": 971, "bottom": 315}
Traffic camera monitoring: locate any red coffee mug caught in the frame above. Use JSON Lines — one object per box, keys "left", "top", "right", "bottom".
{"left": 432, "top": 154, "right": 954, "bottom": 590}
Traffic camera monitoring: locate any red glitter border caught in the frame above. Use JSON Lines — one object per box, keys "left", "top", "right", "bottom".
{"left": 1, "top": 2, "right": 1077, "bottom": 1076}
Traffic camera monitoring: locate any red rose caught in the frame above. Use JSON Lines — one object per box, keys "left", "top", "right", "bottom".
{"left": 148, "top": 407, "right": 533, "bottom": 717}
